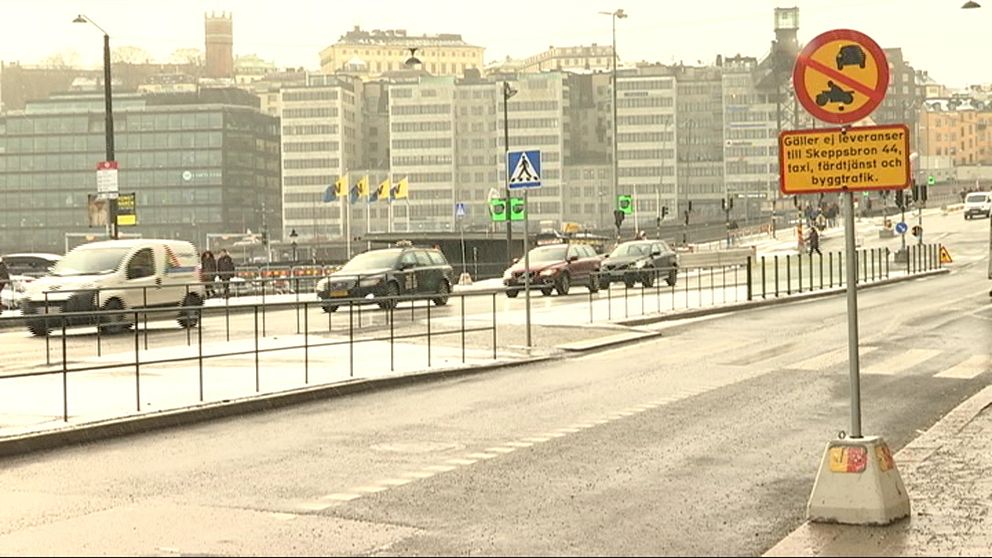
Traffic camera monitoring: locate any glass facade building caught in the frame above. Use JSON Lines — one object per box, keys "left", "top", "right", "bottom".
{"left": 0, "top": 90, "right": 280, "bottom": 254}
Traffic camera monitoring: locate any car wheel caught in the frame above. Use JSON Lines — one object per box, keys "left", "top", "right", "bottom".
{"left": 378, "top": 281, "right": 400, "bottom": 310}
{"left": 541, "top": 287, "right": 554, "bottom": 296}
{"left": 98, "top": 298, "right": 131, "bottom": 334}
{"left": 177, "top": 293, "right": 202, "bottom": 329}
{"left": 666, "top": 268, "right": 678, "bottom": 287}
{"left": 642, "top": 269, "right": 655, "bottom": 288}
{"left": 432, "top": 280, "right": 450, "bottom": 306}
{"left": 588, "top": 273, "right": 601, "bottom": 293}
{"left": 555, "top": 273, "right": 571, "bottom": 296}
{"left": 506, "top": 290, "right": 519, "bottom": 298}
{"left": 321, "top": 303, "right": 339, "bottom": 313}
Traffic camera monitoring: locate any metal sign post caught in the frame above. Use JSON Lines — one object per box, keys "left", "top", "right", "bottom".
{"left": 507, "top": 149, "right": 542, "bottom": 348}
{"left": 843, "top": 190, "right": 862, "bottom": 438}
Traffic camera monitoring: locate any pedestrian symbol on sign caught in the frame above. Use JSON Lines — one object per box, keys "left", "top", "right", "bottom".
{"left": 455, "top": 202, "right": 467, "bottom": 218}
{"left": 506, "top": 150, "right": 542, "bottom": 189}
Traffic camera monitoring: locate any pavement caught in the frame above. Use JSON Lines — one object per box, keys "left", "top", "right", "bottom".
{"left": 766, "top": 384, "right": 992, "bottom": 557}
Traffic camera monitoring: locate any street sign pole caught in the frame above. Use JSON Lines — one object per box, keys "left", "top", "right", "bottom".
{"left": 843, "top": 190, "right": 863, "bottom": 439}
{"left": 523, "top": 190, "right": 532, "bottom": 347}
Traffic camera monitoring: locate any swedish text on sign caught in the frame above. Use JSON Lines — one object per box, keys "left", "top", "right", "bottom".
{"left": 779, "top": 125, "right": 910, "bottom": 194}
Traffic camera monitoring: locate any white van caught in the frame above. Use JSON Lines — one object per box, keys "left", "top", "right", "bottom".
{"left": 964, "top": 191, "right": 991, "bottom": 220}
{"left": 21, "top": 239, "right": 205, "bottom": 336}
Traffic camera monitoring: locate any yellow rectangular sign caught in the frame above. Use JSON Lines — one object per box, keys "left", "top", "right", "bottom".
{"left": 779, "top": 124, "right": 910, "bottom": 194}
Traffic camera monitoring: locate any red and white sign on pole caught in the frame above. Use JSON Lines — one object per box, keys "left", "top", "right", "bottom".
{"left": 96, "top": 160, "right": 119, "bottom": 199}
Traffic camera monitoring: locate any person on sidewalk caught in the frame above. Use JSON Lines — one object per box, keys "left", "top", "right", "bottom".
{"left": 0, "top": 257, "right": 8, "bottom": 316}
{"left": 216, "top": 249, "right": 235, "bottom": 298}
{"left": 200, "top": 250, "right": 217, "bottom": 298}
{"left": 808, "top": 226, "right": 822, "bottom": 256}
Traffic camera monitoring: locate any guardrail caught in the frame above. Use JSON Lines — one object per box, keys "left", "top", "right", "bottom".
{"left": 0, "top": 289, "right": 499, "bottom": 423}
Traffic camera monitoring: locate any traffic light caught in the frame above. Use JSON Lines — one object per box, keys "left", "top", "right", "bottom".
{"left": 912, "top": 180, "right": 928, "bottom": 203}
{"left": 617, "top": 194, "right": 633, "bottom": 215}
{"left": 489, "top": 199, "right": 508, "bottom": 222}
{"left": 911, "top": 225, "right": 922, "bottom": 237}
{"left": 895, "top": 189, "right": 905, "bottom": 209}
{"left": 509, "top": 197, "right": 526, "bottom": 221}
{"left": 661, "top": 206, "right": 669, "bottom": 219}
{"left": 261, "top": 231, "right": 269, "bottom": 245}
{"left": 722, "top": 197, "right": 734, "bottom": 212}
{"left": 613, "top": 209, "right": 625, "bottom": 229}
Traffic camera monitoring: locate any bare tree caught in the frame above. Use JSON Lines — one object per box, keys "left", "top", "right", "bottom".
{"left": 39, "top": 50, "right": 82, "bottom": 69}
{"left": 169, "top": 48, "right": 204, "bottom": 66}
{"left": 111, "top": 46, "right": 152, "bottom": 64}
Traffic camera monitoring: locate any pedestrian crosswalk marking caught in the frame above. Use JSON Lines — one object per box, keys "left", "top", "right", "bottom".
{"left": 863, "top": 349, "right": 942, "bottom": 376}
{"left": 934, "top": 355, "right": 990, "bottom": 380}
{"left": 794, "top": 346, "right": 878, "bottom": 371}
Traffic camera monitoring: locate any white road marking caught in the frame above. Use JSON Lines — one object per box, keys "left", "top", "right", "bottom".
{"left": 401, "top": 471, "right": 437, "bottom": 479}
{"left": 423, "top": 465, "right": 458, "bottom": 472}
{"left": 446, "top": 458, "right": 477, "bottom": 466}
{"left": 354, "top": 485, "right": 389, "bottom": 493}
{"left": 485, "top": 446, "right": 517, "bottom": 454}
{"left": 378, "top": 478, "right": 414, "bottom": 486}
{"left": 935, "top": 355, "right": 990, "bottom": 380}
{"left": 465, "top": 452, "right": 498, "bottom": 459}
{"left": 505, "top": 441, "right": 535, "bottom": 448}
{"left": 794, "top": 346, "right": 878, "bottom": 371}
{"left": 521, "top": 436, "right": 550, "bottom": 443}
{"left": 863, "top": 349, "right": 942, "bottom": 376}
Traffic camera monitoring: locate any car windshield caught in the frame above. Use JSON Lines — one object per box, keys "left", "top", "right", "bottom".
{"left": 610, "top": 243, "right": 651, "bottom": 258}
{"left": 339, "top": 250, "right": 401, "bottom": 272}
{"left": 965, "top": 193, "right": 988, "bottom": 203}
{"left": 528, "top": 246, "right": 568, "bottom": 263}
{"left": 50, "top": 248, "right": 129, "bottom": 276}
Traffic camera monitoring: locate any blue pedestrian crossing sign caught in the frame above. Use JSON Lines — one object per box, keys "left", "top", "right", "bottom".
{"left": 507, "top": 150, "right": 542, "bottom": 189}
{"left": 895, "top": 221, "right": 908, "bottom": 235}
{"left": 455, "top": 202, "right": 467, "bottom": 218}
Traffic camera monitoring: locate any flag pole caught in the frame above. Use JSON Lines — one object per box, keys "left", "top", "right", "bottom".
{"left": 365, "top": 177, "right": 371, "bottom": 251}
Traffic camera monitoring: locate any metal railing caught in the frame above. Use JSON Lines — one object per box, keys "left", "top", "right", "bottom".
{"left": 0, "top": 289, "right": 499, "bottom": 423}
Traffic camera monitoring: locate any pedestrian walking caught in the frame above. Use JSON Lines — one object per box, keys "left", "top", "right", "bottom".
{"left": 0, "top": 257, "right": 9, "bottom": 316}
{"left": 216, "top": 249, "right": 235, "bottom": 298}
{"left": 200, "top": 250, "right": 218, "bottom": 298}
{"left": 808, "top": 226, "right": 822, "bottom": 256}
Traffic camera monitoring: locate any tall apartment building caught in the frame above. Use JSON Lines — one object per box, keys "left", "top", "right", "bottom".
{"left": 675, "top": 65, "right": 726, "bottom": 221}
{"left": 279, "top": 74, "right": 359, "bottom": 242}
{"left": 721, "top": 55, "right": 778, "bottom": 219}
{"left": 615, "top": 66, "right": 678, "bottom": 231}
{"left": 320, "top": 27, "right": 484, "bottom": 78}
{"left": 919, "top": 98, "right": 992, "bottom": 167}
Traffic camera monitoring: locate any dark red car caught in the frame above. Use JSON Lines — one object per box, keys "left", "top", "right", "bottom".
{"left": 502, "top": 244, "right": 601, "bottom": 297}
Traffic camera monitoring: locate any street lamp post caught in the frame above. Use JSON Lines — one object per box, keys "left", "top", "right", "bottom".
{"left": 503, "top": 81, "right": 518, "bottom": 266}
{"left": 680, "top": 118, "right": 695, "bottom": 245}
{"left": 74, "top": 14, "right": 117, "bottom": 239}
{"left": 600, "top": 9, "right": 627, "bottom": 236}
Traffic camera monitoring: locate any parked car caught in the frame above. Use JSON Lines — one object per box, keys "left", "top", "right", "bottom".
{"left": 600, "top": 240, "right": 679, "bottom": 288}
{"left": 0, "top": 253, "right": 61, "bottom": 310}
{"left": 314, "top": 242, "right": 453, "bottom": 312}
{"left": 964, "top": 191, "right": 991, "bottom": 220}
{"left": 502, "top": 243, "right": 601, "bottom": 297}
{"left": 20, "top": 239, "right": 204, "bottom": 336}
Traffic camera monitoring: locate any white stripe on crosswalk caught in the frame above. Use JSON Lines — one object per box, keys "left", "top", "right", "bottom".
{"left": 863, "top": 349, "right": 942, "bottom": 376}
{"left": 794, "top": 346, "right": 878, "bottom": 371}
{"left": 934, "top": 355, "right": 990, "bottom": 380}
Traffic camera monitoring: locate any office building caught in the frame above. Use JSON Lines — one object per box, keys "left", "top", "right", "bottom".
{"left": 320, "top": 27, "right": 484, "bottom": 78}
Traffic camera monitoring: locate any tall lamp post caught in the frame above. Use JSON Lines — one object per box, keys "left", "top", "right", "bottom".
{"left": 74, "top": 14, "right": 117, "bottom": 239}
{"left": 502, "top": 81, "right": 518, "bottom": 266}
{"left": 680, "top": 118, "right": 696, "bottom": 245}
{"left": 600, "top": 8, "right": 627, "bottom": 234}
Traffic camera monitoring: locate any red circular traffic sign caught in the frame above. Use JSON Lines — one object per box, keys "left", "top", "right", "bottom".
{"left": 793, "top": 29, "right": 889, "bottom": 125}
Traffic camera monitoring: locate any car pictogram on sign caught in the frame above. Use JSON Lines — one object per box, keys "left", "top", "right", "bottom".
{"left": 836, "top": 45, "right": 866, "bottom": 70}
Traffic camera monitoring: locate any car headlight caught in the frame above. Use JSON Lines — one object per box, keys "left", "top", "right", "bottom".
{"left": 359, "top": 276, "right": 384, "bottom": 287}
{"left": 502, "top": 269, "right": 513, "bottom": 280}
{"left": 540, "top": 268, "right": 559, "bottom": 277}
{"left": 14, "top": 282, "right": 27, "bottom": 292}
{"left": 634, "top": 260, "right": 646, "bottom": 269}
{"left": 315, "top": 278, "right": 328, "bottom": 291}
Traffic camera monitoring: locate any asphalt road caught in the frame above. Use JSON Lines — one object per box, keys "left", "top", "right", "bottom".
{"left": 0, "top": 212, "right": 988, "bottom": 555}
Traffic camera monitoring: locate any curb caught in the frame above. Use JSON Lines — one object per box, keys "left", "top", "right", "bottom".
{"left": 557, "top": 330, "right": 663, "bottom": 352}
{"left": 614, "top": 268, "right": 950, "bottom": 327}
{"left": 763, "top": 384, "right": 992, "bottom": 557}
{"left": 0, "top": 355, "right": 550, "bottom": 459}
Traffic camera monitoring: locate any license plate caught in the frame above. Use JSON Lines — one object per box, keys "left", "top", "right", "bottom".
{"left": 330, "top": 290, "right": 349, "bottom": 297}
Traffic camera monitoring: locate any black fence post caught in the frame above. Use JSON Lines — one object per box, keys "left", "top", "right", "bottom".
{"left": 461, "top": 294, "right": 466, "bottom": 364}
{"left": 746, "top": 257, "right": 753, "bottom": 302}
{"left": 254, "top": 305, "right": 260, "bottom": 392}
{"left": 304, "top": 301, "right": 309, "bottom": 384}
{"left": 261, "top": 279, "right": 267, "bottom": 338}
{"left": 786, "top": 255, "right": 791, "bottom": 295}
{"left": 134, "top": 310, "right": 141, "bottom": 412}
{"left": 390, "top": 304, "right": 395, "bottom": 372}
{"left": 761, "top": 256, "right": 767, "bottom": 299}
{"left": 818, "top": 253, "right": 823, "bottom": 290}
{"left": 774, "top": 255, "right": 780, "bottom": 297}
{"left": 198, "top": 306, "right": 204, "bottom": 402}
{"left": 349, "top": 300, "right": 354, "bottom": 378}
{"left": 62, "top": 317, "right": 68, "bottom": 422}
{"left": 797, "top": 252, "right": 803, "bottom": 293}
{"left": 491, "top": 293, "right": 497, "bottom": 361}
{"left": 427, "top": 298, "right": 432, "bottom": 368}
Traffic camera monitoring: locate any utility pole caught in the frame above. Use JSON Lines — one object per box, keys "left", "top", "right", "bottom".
{"left": 503, "top": 81, "right": 517, "bottom": 266}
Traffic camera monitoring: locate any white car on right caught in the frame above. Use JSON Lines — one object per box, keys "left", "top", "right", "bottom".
{"left": 964, "top": 191, "right": 991, "bottom": 220}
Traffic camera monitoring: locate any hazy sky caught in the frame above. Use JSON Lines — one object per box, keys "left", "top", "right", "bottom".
{"left": 0, "top": 0, "right": 986, "bottom": 89}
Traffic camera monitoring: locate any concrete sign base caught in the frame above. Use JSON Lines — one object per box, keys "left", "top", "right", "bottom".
{"left": 807, "top": 435, "right": 910, "bottom": 525}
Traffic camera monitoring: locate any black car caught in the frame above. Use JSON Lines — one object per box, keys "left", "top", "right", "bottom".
{"left": 315, "top": 244, "right": 454, "bottom": 312}
{"left": 600, "top": 240, "right": 678, "bottom": 288}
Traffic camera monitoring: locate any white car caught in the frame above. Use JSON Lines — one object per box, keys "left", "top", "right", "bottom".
{"left": 1, "top": 253, "right": 62, "bottom": 310}
{"left": 964, "top": 192, "right": 991, "bottom": 220}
